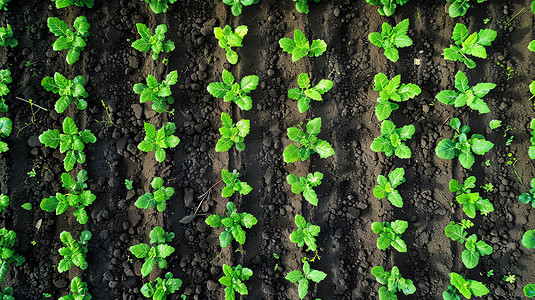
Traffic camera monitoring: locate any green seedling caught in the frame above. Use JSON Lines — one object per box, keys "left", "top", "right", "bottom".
{"left": 59, "top": 276, "right": 91, "bottom": 300}
{"left": 459, "top": 219, "right": 474, "bottom": 229}
{"left": 293, "top": 0, "right": 320, "bottom": 13}
{"left": 496, "top": 61, "right": 514, "bottom": 80}
{"left": 223, "top": 0, "right": 258, "bottom": 16}
{"left": 0, "top": 69, "right": 12, "bottom": 112}
{"left": 372, "top": 220, "right": 408, "bottom": 252}
{"left": 39, "top": 117, "right": 96, "bottom": 171}
{"left": 528, "top": 119, "right": 535, "bottom": 159}
{"left": 138, "top": 122, "right": 180, "bottom": 163}
{"left": 449, "top": 176, "right": 494, "bottom": 218}
{"left": 366, "top": 0, "right": 408, "bottom": 16}
{"left": 133, "top": 70, "right": 178, "bottom": 113}
{"left": 290, "top": 214, "right": 320, "bottom": 252}
{"left": 443, "top": 23, "right": 497, "bottom": 69}
{"left": 0, "top": 0, "right": 10, "bottom": 11}
{"left": 283, "top": 117, "right": 334, "bottom": 163}
{"left": 221, "top": 169, "right": 252, "bottom": 198}
{"left": 141, "top": 272, "right": 182, "bottom": 300}
{"left": 446, "top": 0, "right": 487, "bottom": 18}
{"left": 207, "top": 70, "right": 259, "bottom": 111}
{"left": 216, "top": 113, "right": 250, "bottom": 152}
{"left": 0, "top": 25, "right": 17, "bottom": 49}
{"left": 42, "top": 73, "right": 89, "bottom": 113}
{"left": 485, "top": 269, "right": 494, "bottom": 277}
{"left": 140, "top": 0, "right": 177, "bottom": 13}
{"left": 373, "top": 73, "right": 421, "bottom": 121}
{"left": 502, "top": 274, "right": 516, "bottom": 284}
{"left": 443, "top": 272, "right": 489, "bottom": 299}
{"left": 369, "top": 19, "right": 412, "bottom": 62}
{"left": 289, "top": 73, "right": 333, "bottom": 113}
{"left": 436, "top": 118, "right": 494, "bottom": 169}
{"left": 481, "top": 182, "right": 494, "bottom": 192}
{"left": 371, "top": 266, "right": 415, "bottom": 299}
{"left": 132, "top": 23, "right": 174, "bottom": 60}
{"left": 41, "top": 169, "right": 95, "bottom": 224}
{"left": 373, "top": 167, "right": 406, "bottom": 207}
{"left": 436, "top": 71, "right": 495, "bottom": 114}
{"left": 0, "top": 195, "right": 8, "bottom": 213}
{"left": 519, "top": 178, "right": 535, "bottom": 207}
{"left": 0, "top": 117, "right": 10, "bottom": 153}
{"left": 489, "top": 120, "right": 501, "bottom": 129}
{"left": 57, "top": 230, "right": 91, "bottom": 273}
{"left": 47, "top": 16, "right": 89, "bottom": 64}
{"left": 214, "top": 25, "right": 248, "bottom": 64}
{"left": 287, "top": 172, "right": 323, "bottom": 206}
{"left": 0, "top": 287, "right": 13, "bottom": 300}
{"left": 21, "top": 203, "right": 32, "bottom": 210}
{"left": 371, "top": 120, "right": 415, "bottom": 159}
{"left": 286, "top": 261, "right": 327, "bottom": 300}
{"left": 51, "top": 0, "right": 94, "bottom": 8}
{"left": 445, "top": 222, "right": 492, "bottom": 269}
{"left": 279, "top": 29, "right": 327, "bottom": 62}
{"left": 27, "top": 168, "right": 36, "bottom": 178}
{"left": 130, "top": 227, "right": 175, "bottom": 277}
{"left": 0, "top": 229, "right": 24, "bottom": 285}
{"left": 125, "top": 179, "right": 133, "bottom": 190}
{"left": 205, "top": 201, "right": 257, "bottom": 248}
{"left": 220, "top": 264, "right": 252, "bottom": 300}
{"left": 135, "top": 177, "right": 174, "bottom": 212}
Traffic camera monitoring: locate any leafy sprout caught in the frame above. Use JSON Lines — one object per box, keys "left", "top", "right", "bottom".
{"left": 372, "top": 220, "right": 408, "bottom": 252}
{"left": 138, "top": 122, "right": 180, "bottom": 163}
{"left": 129, "top": 227, "right": 175, "bottom": 277}
{"left": 286, "top": 261, "right": 327, "bottom": 299}
{"left": 132, "top": 23, "right": 175, "bottom": 60}
{"left": 435, "top": 71, "right": 495, "bottom": 114}
{"left": 216, "top": 113, "right": 250, "bottom": 152}
{"left": 370, "top": 120, "right": 415, "bottom": 159}
{"left": 207, "top": 70, "right": 259, "bottom": 111}
{"left": 223, "top": 0, "right": 259, "bottom": 16}
{"left": 288, "top": 73, "right": 333, "bottom": 113}
{"left": 445, "top": 222, "right": 492, "bottom": 269}
{"left": 371, "top": 266, "right": 416, "bottom": 299}
{"left": 0, "top": 69, "right": 12, "bottom": 112}
{"left": 51, "top": 0, "right": 94, "bottom": 8}
{"left": 373, "top": 167, "right": 406, "bottom": 207}
{"left": 205, "top": 202, "right": 257, "bottom": 248}
{"left": 373, "top": 72, "right": 421, "bottom": 121}
{"left": 283, "top": 117, "right": 334, "bottom": 163}
{"left": 140, "top": 0, "right": 177, "bottom": 13}
{"left": 57, "top": 230, "right": 91, "bottom": 273}
{"left": 290, "top": 214, "right": 320, "bottom": 251}
{"left": 443, "top": 23, "right": 497, "bottom": 69}
{"left": 446, "top": 0, "right": 487, "bottom": 18}
{"left": 293, "top": 0, "right": 320, "bottom": 14}
{"left": 0, "top": 228, "right": 25, "bottom": 285}
{"left": 59, "top": 276, "right": 92, "bottom": 300}
{"left": 141, "top": 272, "right": 182, "bottom": 300}
{"left": 41, "top": 73, "right": 89, "bottom": 113}
{"left": 214, "top": 25, "right": 248, "bottom": 64}
{"left": 221, "top": 169, "right": 252, "bottom": 198}
{"left": 135, "top": 177, "right": 174, "bottom": 212}
{"left": 365, "top": 0, "right": 408, "bottom": 16}
{"left": 0, "top": 24, "right": 17, "bottom": 48}
{"left": 449, "top": 176, "right": 494, "bottom": 218}
{"left": 133, "top": 71, "right": 178, "bottom": 113}
{"left": 443, "top": 272, "right": 489, "bottom": 300}
{"left": 287, "top": 172, "right": 323, "bottom": 206}
{"left": 47, "top": 16, "right": 90, "bottom": 64}
{"left": 279, "top": 29, "right": 327, "bottom": 62}
{"left": 219, "top": 264, "right": 252, "bottom": 300}
{"left": 369, "top": 19, "right": 412, "bottom": 62}
{"left": 0, "top": 117, "right": 10, "bottom": 153}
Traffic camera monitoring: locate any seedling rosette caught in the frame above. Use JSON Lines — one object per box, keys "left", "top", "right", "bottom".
{"left": 0, "top": 24, "right": 17, "bottom": 49}
{"left": 288, "top": 73, "right": 333, "bottom": 113}
{"left": 132, "top": 23, "right": 175, "bottom": 60}
{"left": 214, "top": 25, "right": 248, "bottom": 64}
{"left": 141, "top": 272, "right": 182, "bottom": 300}
{"left": 293, "top": 0, "right": 320, "bottom": 14}
{"left": 0, "top": 228, "right": 25, "bottom": 285}
{"left": 450, "top": 176, "right": 494, "bottom": 218}
{"left": 286, "top": 261, "right": 327, "bottom": 299}
{"left": 366, "top": 0, "right": 408, "bottom": 16}
{"left": 519, "top": 178, "right": 535, "bottom": 207}
{"left": 223, "top": 0, "right": 259, "bottom": 16}
{"left": 42, "top": 73, "right": 89, "bottom": 113}
{"left": 436, "top": 118, "right": 494, "bottom": 169}
{"left": 0, "top": 69, "right": 12, "bottom": 112}
{"left": 208, "top": 70, "right": 258, "bottom": 111}
{"left": 0, "top": 117, "right": 12, "bottom": 153}
{"left": 283, "top": 117, "right": 334, "bottom": 163}
{"left": 287, "top": 172, "right": 323, "bottom": 206}
{"left": 47, "top": 16, "right": 90, "bottom": 64}
{"left": 372, "top": 220, "right": 408, "bottom": 252}
{"left": 279, "top": 29, "right": 327, "bottom": 62}
{"left": 443, "top": 272, "right": 489, "bottom": 299}
{"left": 436, "top": 71, "right": 495, "bottom": 114}
{"left": 446, "top": 0, "right": 487, "bottom": 18}
{"left": 369, "top": 19, "right": 412, "bottom": 62}
{"left": 216, "top": 113, "right": 250, "bottom": 152}
{"left": 445, "top": 222, "right": 492, "bottom": 269}
{"left": 59, "top": 276, "right": 92, "bottom": 300}
{"left": 373, "top": 167, "right": 406, "bottom": 207}
{"left": 129, "top": 227, "right": 175, "bottom": 277}
{"left": 370, "top": 120, "right": 414, "bottom": 159}
{"left": 373, "top": 73, "right": 421, "bottom": 121}
{"left": 371, "top": 266, "right": 415, "bottom": 299}
{"left": 138, "top": 122, "right": 180, "bottom": 163}
{"left": 140, "top": 0, "right": 177, "bottom": 13}
{"left": 57, "top": 230, "right": 91, "bottom": 273}
{"left": 135, "top": 177, "right": 174, "bottom": 212}
{"left": 205, "top": 202, "right": 257, "bottom": 248}
{"left": 443, "top": 23, "right": 497, "bottom": 69}
{"left": 221, "top": 169, "right": 252, "bottom": 198}
{"left": 290, "top": 214, "right": 320, "bottom": 251}
{"left": 219, "top": 264, "right": 252, "bottom": 300}
{"left": 39, "top": 117, "right": 97, "bottom": 172}
{"left": 133, "top": 70, "right": 178, "bottom": 113}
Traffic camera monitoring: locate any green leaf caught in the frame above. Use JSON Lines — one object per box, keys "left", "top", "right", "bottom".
{"left": 454, "top": 71, "right": 469, "bottom": 92}
{"left": 307, "top": 270, "right": 327, "bottom": 283}
{"left": 286, "top": 270, "right": 303, "bottom": 283}
{"left": 468, "top": 280, "right": 489, "bottom": 297}
{"left": 461, "top": 249, "right": 480, "bottom": 269}
{"left": 471, "top": 139, "right": 493, "bottom": 155}
{"left": 297, "top": 278, "right": 309, "bottom": 299}
{"left": 283, "top": 144, "right": 301, "bottom": 163}
{"left": 48, "top": 17, "right": 69, "bottom": 37}
{"left": 435, "top": 139, "right": 457, "bottom": 159}
{"left": 240, "top": 75, "right": 259, "bottom": 93}
{"left": 522, "top": 230, "right": 535, "bottom": 249}
{"left": 315, "top": 140, "right": 335, "bottom": 158}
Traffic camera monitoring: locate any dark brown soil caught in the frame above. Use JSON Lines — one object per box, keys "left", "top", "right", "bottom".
{"left": 1, "top": 0, "right": 535, "bottom": 299}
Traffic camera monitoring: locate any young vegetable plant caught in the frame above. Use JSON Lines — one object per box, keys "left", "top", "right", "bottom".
{"left": 0, "top": 117, "right": 11, "bottom": 153}
{"left": 41, "top": 73, "right": 89, "bottom": 113}
{"left": 132, "top": 24, "right": 175, "bottom": 60}
{"left": 51, "top": 0, "right": 94, "bottom": 8}
{"left": 39, "top": 117, "right": 97, "bottom": 172}
{"left": 220, "top": 264, "right": 252, "bottom": 300}
{"left": 436, "top": 118, "right": 493, "bottom": 169}
{"left": 0, "top": 228, "right": 25, "bottom": 285}
{"left": 0, "top": 195, "right": 8, "bottom": 213}
{"left": 287, "top": 172, "right": 323, "bottom": 206}
{"left": 288, "top": 73, "right": 333, "bottom": 113}
{"left": 57, "top": 230, "right": 91, "bottom": 273}
{"left": 443, "top": 23, "right": 497, "bottom": 69}
{"left": 205, "top": 202, "right": 257, "bottom": 248}
{"left": 129, "top": 227, "right": 175, "bottom": 277}
{"left": 290, "top": 214, "right": 320, "bottom": 251}
{"left": 522, "top": 230, "right": 535, "bottom": 249}
{"left": 207, "top": 70, "right": 259, "bottom": 111}
{"left": 216, "top": 113, "right": 250, "bottom": 152}
{"left": 135, "top": 177, "right": 174, "bottom": 212}
{"left": 293, "top": 0, "right": 320, "bottom": 14}
{"left": 286, "top": 261, "right": 327, "bottom": 300}
{"left": 373, "top": 73, "right": 421, "bottom": 121}
{"left": 140, "top": 0, "right": 177, "bottom": 13}
{"left": 372, "top": 220, "right": 408, "bottom": 252}
{"left": 133, "top": 70, "right": 178, "bottom": 113}
{"left": 141, "top": 272, "right": 182, "bottom": 300}
{"left": 221, "top": 169, "right": 252, "bottom": 198}
{"left": 0, "top": 287, "right": 13, "bottom": 300}
{"left": 0, "top": 69, "right": 12, "bottom": 112}
{"left": 368, "top": 19, "right": 412, "bottom": 62}
{"left": 366, "top": 0, "right": 408, "bottom": 16}
{"left": 525, "top": 284, "right": 535, "bottom": 298}
{"left": 435, "top": 71, "right": 495, "bottom": 114}
{"left": 223, "top": 0, "right": 259, "bottom": 16}
{"left": 450, "top": 176, "right": 494, "bottom": 218}
{"left": 445, "top": 222, "right": 492, "bottom": 269}
{"left": 371, "top": 266, "right": 416, "bottom": 299}
{"left": 214, "top": 25, "right": 248, "bottom": 64}
{"left": 528, "top": 119, "right": 535, "bottom": 159}
{"left": 443, "top": 272, "right": 489, "bottom": 299}
{"left": 283, "top": 117, "right": 334, "bottom": 163}
{"left": 373, "top": 167, "right": 406, "bottom": 207}
{"left": 519, "top": 178, "right": 535, "bottom": 207}
{"left": 0, "top": 0, "right": 9, "bottom": 11}
{"left": 40, "top": 169, "right": 96, "bottom": 224}
{"left": 370, "top": 120, "right": 415, "bottom": 159}
{"left": 446, "top": 0, "right": 487, "bottom": 18}
{"left": 59, "top": 276, "right": 91, "bottom": 300}
{"left": 0, "top": 25, "right": 17, "bottom": 49}
{"left": 138, "top": 122, "right": 180, "bottom": 163}
{"left": 47, "top": 16, "right": 90, "bottom": 64}
{"left": 279, "top": 29, "right": 327, "bottom": 62}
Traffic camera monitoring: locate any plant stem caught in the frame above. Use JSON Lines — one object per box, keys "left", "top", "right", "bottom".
{"left": 15, "top": 97, "right": 48, "bottom": 111}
